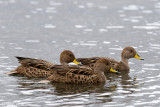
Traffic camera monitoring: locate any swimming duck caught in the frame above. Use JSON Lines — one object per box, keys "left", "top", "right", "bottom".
{"left": 7, "top": 50, "right": 81, "bottom": 77}
{"left": 77, "top": 46, "right": 144, "bottom": 71}
{"left": 43, "top": 58, "right": 119, "bottom": 84}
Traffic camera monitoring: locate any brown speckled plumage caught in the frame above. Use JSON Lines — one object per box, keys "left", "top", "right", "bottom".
{"left": 14, "top": 65, "right": 53, "bottom": 78}
{"left": 8, "top": 50, "right": 80, "bottom": 78}
{"left": 46, "top": 58, "right": 118, "bottom": 84}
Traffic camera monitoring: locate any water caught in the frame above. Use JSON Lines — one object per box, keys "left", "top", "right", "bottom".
{"left": 0, "top": 0, "right": 160, "bottom": 106}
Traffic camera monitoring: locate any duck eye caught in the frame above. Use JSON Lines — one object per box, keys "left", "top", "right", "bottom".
{"left": 130, "top": 50, "right": 133, "bottom": 53}
{"left": 106, "top": 63, "right": 109, "bottom": 65}
{"left": 69, "top": 54, "right": 72, "bottom": 57}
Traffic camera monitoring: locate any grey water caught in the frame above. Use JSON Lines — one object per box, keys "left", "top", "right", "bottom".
{"left": 0, "top": 0, "right": 160, "bottom": 106}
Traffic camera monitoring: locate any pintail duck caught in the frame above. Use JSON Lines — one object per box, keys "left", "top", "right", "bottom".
{"left": 77, "top": 46, "right": 144, "bottom": 71}
{"left": 7, "top": 50, "right": 81, "bottom": 77}
{"left": 42, "top": 58, "right": 119, "bottom": 84}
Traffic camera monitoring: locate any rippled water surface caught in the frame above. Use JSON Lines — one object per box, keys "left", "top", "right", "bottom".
{"left": 0, "top": 0, "right": 160, "bottom": 106}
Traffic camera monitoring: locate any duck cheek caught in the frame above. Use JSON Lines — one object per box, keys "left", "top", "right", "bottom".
{"left": 129, "top": 53, "right": 135, "bottom": 58}
{"left": 66, "top": 57, "right": 72, "bottom": 63}
{"left": 106, "top": 67, "right": 110, "bottom": 72}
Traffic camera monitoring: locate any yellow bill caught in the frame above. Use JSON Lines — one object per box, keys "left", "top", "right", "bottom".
{"left": 73, "top": 59, "right": 81, "bottom": 65}
{"left": 109, "top": 67, "right": 119, "bottom": 74}
{"left": 134, "top": 54, "right": 144, "bottom": 60}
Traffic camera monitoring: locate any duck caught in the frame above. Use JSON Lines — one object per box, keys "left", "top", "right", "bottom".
{"left": 77, "top": 46, "right": 144, "bottom": 71}
{"left": 7, "top": 50, "right": 81, "bottom": 78}
{"left": 42, "top": 58, "right": 119, "bottom": 84}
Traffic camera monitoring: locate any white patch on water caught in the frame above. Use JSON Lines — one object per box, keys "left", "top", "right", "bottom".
{"left": 52, "top": 41, "right": 56, "bottom": 43}
{"left": 1, "top": 26, "right": 6, "bottom": 29}
{"left": 142, "top": 68, "right": 159, "bottom": 71}
{"left": 87, "top": 41, "right": 98, "bottom": 43}
{"left": 130, "top": 16, "right": 143, "bottom": 19}
{"left": 80, "top": 43, "right": 97, "bottom": 46}
{"left": 86, "top": 2, "right": 94, "bottom": 8}
{"left": 99, "top": 29, "right": 107, "bottom": 32}
{"left": 109, "top": 53, "right": 115, "bottom": 55}
{"left": 78, "top": 5, "right": 85, "bottom": 9}
{"left": 106, "top": 26, "right": 124, "bottom": 29}
{"left": 143, "top": 64, "right": 156, "bottom": 67}
{"left": 72, "top": 43, "right": 79, "bottom": 45}
{"left": 109, "top": 48, "right": 123, "bottom": 50}
{"left": 9, "top": 0, "right": 15, "bottom": 4}
{"left": 117, "top": 90, "right": 131, "bottom": 94}
{"left": 45, "top": 7, "right": 57, "bottom": 13}
{"left": 14, "top": 47, "right": 24, "bottom": 50}
{"left": 129, "top": 62, "right": 135, "bottom": 64}
{"left": 123, "top": 5, "right": 144, "bottom": 10}
{"left": 50, "top": 2, "right": 62, "bottom": 6}
{"left": 64, "top": 40, "right": 71, "bottom": 43}
{"left": 119, "top": 14, "right": 126, "bottom": 17}
{"left": 36, "top": 8, "right": 43, "bottom": 12}
{"left": 30, "top": 1, "right": 39, "bottom": 5}
{"left": 103, "top": 41, "right": 111, "bottom": 44}
{"left": 147, "top": 21, "right": 160, "bottom": 26}
{"left": 138, "top": 51, "right": 148, "bottom": 53}
{"left": 133, "top": 26, "right": 159, "bottom": 29}
{"left": 155, "top": 2, "right": 160, "bottom": 8}
{"left": 84, "top": 29, "right": 93, "bottom": 32}
{"left": 96, "top": 93, "right": 112, "bottom": 96}
{"left": 25, "top": 40, "right": 40, "bottom": 43}
{"left": 150, "top": 43, "right": 160, "bottom": 47}
{"left": 149, "top": 95, "right": 156, "bottom": 97}
{"left": 142, "top": 10, "right": 153, "bottom": 14}
{"left": 112, "top": 96, "right": 125, "bottom": 98}
{"left": 25, "top": 15, "right": 31, "bottom": 18}
{"left": 99, "top": 6, "right": 108, "bottom": 9}
{"left": 0, "top": 56, "right": 9, "bottom": 59}
{"left": 75, "top": 25, "right": 85, "bottom": 28}
{"left": 20, "top": 89, "right": 50, "bottom": 95}
{"left": 44, "top": 24, "right": 56, "bottom": 28}
{"left": 131, "top": 19, "right": 139, "bottom": 23}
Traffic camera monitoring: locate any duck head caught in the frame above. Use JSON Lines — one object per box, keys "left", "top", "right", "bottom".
{"left": 121, "top": 46, "right": 144, "bottom": 60}
{"left": 94, "top": 58, "right": 119, "bottom": 74}
{"left": 60, "top": 50, "right": 81, "bottom": 65}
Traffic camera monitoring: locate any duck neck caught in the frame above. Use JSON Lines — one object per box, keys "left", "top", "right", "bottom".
{"left": 121, "top": 57, "right": 129, "bottom": 66}
{"left": 61, "top": 61, "right": 68, "bottom": 66}
{"left": 94, "top": 70, "right": 106, "bottom": 83}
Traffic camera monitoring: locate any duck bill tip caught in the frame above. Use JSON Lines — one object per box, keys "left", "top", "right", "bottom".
{"left": 134, "top": 54, "right": 144, "bottom": 60}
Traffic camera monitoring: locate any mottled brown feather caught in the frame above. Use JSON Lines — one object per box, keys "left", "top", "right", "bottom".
{"left": 46, "top": 58, "right": 116, "bottom": 84}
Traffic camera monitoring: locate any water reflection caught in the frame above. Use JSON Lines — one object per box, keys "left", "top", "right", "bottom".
{"left": 105, "top": 70, "right": 138, "bottom": 94}
{"left": 14, "top": 77, "right": 118, "bottom": 106}
{"left": 16, "top": 77, "right": 116, "bottom": 95}
{"left": 50, "top": 83, "right": 106, "bottom": 95}
{"left": 10, "top": 68, "right": 141, "bottom": 106}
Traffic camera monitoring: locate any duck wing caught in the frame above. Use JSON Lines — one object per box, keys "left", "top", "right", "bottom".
{"left": 48, "top": 65, "right": 98, "bottom": 84}
{"left": 15, "top": 56, "right": 55, "bottom": 71}
{"left": 77, "top": 57, "right": 100, "bottom": 68}
{"left": 50, "top": 65, "right": 93, "bottom": 76}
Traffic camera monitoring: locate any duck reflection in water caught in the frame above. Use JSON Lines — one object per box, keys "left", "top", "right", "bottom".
{"left": 105, "top": 69, "right": 139, "bottom": 95}
{"left": 16, "top": 78, "right": 117, "bottom": 104}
